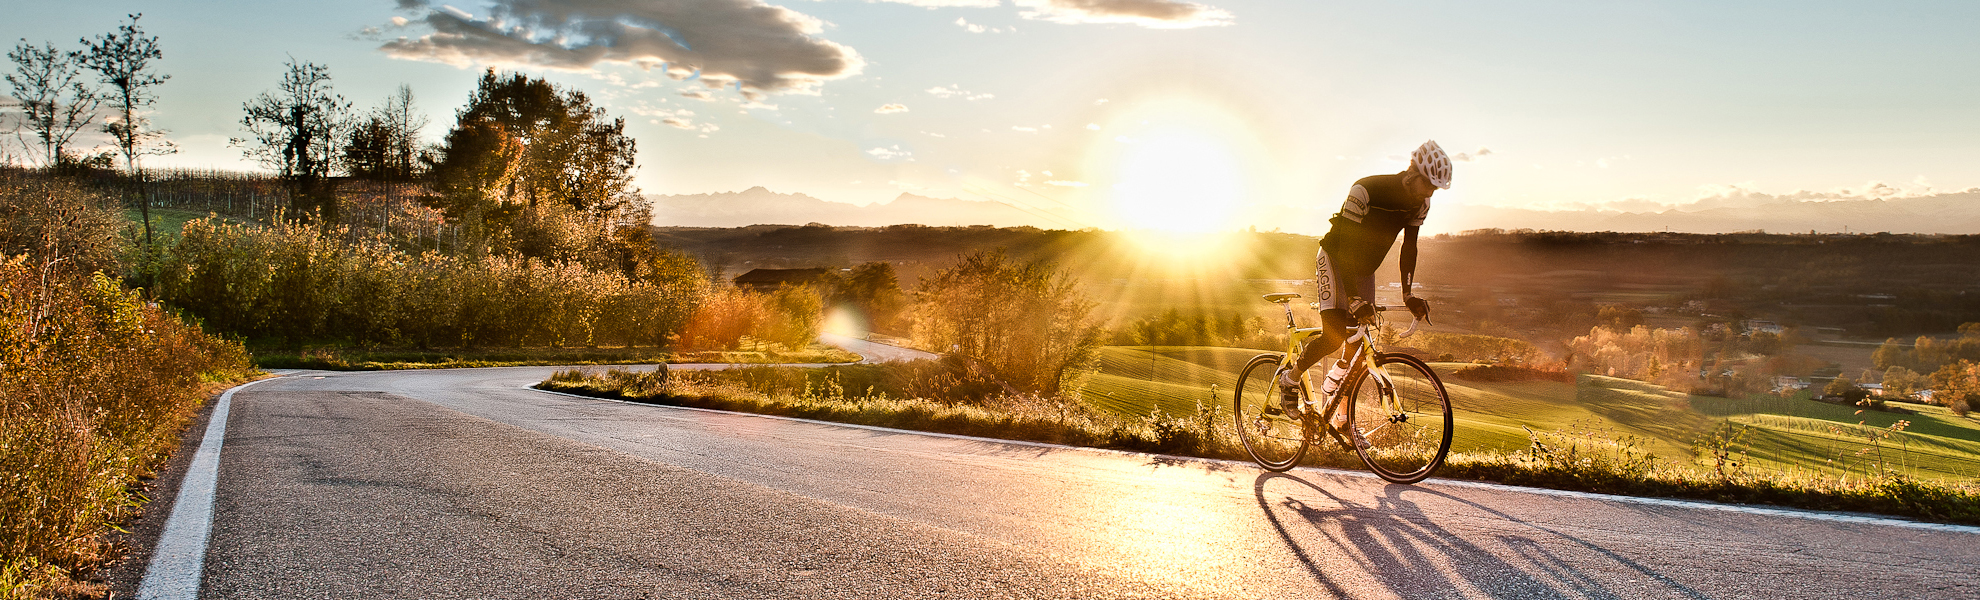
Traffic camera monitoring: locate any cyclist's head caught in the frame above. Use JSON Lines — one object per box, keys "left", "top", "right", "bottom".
{"left": 1410, "top": 140, "right": 1453, "bottom": 190}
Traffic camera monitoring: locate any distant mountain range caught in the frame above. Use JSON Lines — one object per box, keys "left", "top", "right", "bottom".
{"left": 649, "top": 187, "right": 1072, "bottom": 229}
{"left": 1435, "top": 192, "right": 1980, "bottom": 235}
{"left": 650, "top": 187, "right": 1980, "bottom": 234}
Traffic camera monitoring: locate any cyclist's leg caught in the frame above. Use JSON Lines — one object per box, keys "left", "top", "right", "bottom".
{"left": 1293, "top": 248, "right": 1354, "bottom": 374}
{"left": 1330, "top": 264, "right": 1381, "bottom": 436}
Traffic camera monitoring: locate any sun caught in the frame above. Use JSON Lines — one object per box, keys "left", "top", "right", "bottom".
{"left": 1113, "top": 129, "right": 1244, "bottom": 232}
{"left": 1091, "top": 96, "right": 1264, "bottom": 233}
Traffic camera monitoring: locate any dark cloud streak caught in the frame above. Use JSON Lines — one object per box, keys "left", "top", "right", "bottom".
{"left": 378, "top": 0, "right": 863, "bottom": 98}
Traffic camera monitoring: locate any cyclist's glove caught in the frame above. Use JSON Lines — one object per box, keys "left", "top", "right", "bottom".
{"left": 1348, "top": 297, "right": 1377, "bottom": 324}
{"left": 1405, "top": 295, "right": 1432, "bottom": 325}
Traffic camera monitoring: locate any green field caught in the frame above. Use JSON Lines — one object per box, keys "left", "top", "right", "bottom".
{"left": 1079, "top": 346, "right": 1980, "bottom": 482}
{"left": 124, "top": 207, "right": 228, "bottom": 241}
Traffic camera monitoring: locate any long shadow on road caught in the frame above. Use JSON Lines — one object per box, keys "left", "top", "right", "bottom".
{"left": 1252, "top": 472, "right": 1713, "bottom": 599}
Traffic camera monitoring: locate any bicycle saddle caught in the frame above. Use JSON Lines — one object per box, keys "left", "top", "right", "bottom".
{"left": 1262, "top": 293, "right": 1302, "bottom": 304}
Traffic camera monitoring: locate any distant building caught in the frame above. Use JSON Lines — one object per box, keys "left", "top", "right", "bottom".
{"left": 1773, "top": 376, "right": 1808, "bottom": 393}
{"left": 1745, "top": 320, "right": 1784, "bottom": 335}
{"left": 733, "top": 268, "right": 831, "bottom": 292}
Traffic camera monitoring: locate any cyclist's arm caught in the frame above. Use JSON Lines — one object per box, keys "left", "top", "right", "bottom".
{"left": 1399, "top": 226, "right": 1419, "bottom": 296}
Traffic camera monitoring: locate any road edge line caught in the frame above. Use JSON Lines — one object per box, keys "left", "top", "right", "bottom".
{"left": 136, "top": 376, "right": 277, "bottom": 600}
{"left": 528, "top": 384, "right": 1980, "bottom": 536}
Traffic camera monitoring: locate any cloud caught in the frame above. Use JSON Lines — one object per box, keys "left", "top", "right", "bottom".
{"left": 379, "top": 0, "right": 864, "bottom": 98}
{"left": 648, "top": 107, "right": 719, "bottom": 134}
{"left": 1011, "top": 126, "right": 1039, "bottom": 133}
{"left": 926, "top": 84, "right": 993, "bottom": 100}
{"left": 1452, "top": 147, "right": 1494, "bottom": 162}
{"left": 1014, "top": 0, "right": 1234, "bottom": 29}
{"left": 874, "top": 103, "right": 909, "bottom": 114}
{"left": 1046, "top": 180, "right": 1089, "bottom": 187}
{"left": 1085, "top": 123, "right": 1100, "bottom": 130}
{"left": 953, "top": 17, "right": 1013, "bottom": 33}
{"left": 630, "top": 105, "right": 691, "bottom": 118}
{"left": 877, "top": 0, "right": 1001, "bottom": 7}
{"left": 680, "top": 89, "right": 714, "bottom": 101}
{"left": 868, "top": 145, "right": 913, "bottom": 161}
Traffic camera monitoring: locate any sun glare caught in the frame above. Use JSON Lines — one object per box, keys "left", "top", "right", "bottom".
{"left": 1092, "top": 97, "right": 1263, "bottom": 234}
{"left": 821, "top": 306, "right": 865, "bottom": 337}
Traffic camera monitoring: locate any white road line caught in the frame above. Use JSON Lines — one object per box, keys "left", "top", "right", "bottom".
{"left": 530, "top": 385, "right": 1980, "bottom": 536}
{"left": 138, "top": 377, "right": 277, "bottom": 600}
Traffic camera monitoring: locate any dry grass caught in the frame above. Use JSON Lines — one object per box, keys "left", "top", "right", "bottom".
{"left": 1, "top": 263, "right": 255, "bottom": 599}
{"left": 541, "top": 363, "right": 1980, "bottom": 526}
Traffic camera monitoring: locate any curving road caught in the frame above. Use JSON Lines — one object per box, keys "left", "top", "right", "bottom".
{"left": 817, "top": 332, "right": 941, "bottom": 363}
{"left": 119, "top": 366, "right": 1978, "bottom": 599}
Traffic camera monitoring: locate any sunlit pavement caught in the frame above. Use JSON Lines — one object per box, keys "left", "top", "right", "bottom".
{"left": 167, "top": 367, "right": 1978, "bottom": 599}
{"left": 817, "top": 331, "right": 941, "bottom": 363}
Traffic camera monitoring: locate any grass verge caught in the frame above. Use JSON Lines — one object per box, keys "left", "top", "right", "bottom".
{"left": 2, "top": 269, "right": 259, "bottom": 599}
{"left": 539, "top": 363, "right": 1980, "bottom": 526}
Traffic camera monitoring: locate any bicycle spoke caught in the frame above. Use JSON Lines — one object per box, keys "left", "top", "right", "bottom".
{"left": 1346, "top": 354, "right": 1453, "bottom": 484}
{"left": 1234, "top": 355, "right": 1309, "bottom": 472}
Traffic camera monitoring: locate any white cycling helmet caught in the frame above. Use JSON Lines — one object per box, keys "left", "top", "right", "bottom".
{"left": 1411, "top": 140, "right": 1452, "bottom": 189}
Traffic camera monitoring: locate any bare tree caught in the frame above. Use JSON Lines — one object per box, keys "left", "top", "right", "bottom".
{"left": 238, "top": 58, "right": 351, "bottom": 224}
{"left": 78, "top": 13, "right": 174, "bottom": 246}
{"left": 343, "top": 84, "right": 427, "bottom": 181}
{"left": 6, "top": 39, "right": 100, "bottom": 167}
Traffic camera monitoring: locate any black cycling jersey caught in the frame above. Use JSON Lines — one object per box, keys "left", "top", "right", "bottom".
{"left": 1317, "top": 172, "right": 1428, "bottom": 292}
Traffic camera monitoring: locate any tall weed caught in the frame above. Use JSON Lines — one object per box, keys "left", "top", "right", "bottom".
{"left": 155, "top": 216, "right": 705, "bottom": 350}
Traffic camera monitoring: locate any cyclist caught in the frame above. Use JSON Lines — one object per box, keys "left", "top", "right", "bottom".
{"left": 1280, "top": 140, "right": 1447, "bottom": 432}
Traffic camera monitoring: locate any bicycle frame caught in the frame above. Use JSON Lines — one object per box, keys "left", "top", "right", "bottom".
{"left": 1241, "top": 292, "right": 1449, "bottom": 480}
{"left": 1267, "top": 296, "right": 1419, "bottom": 435}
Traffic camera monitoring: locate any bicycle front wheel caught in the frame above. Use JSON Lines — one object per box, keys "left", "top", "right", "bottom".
{"left": 1233, "top": 354, "right": 1309, "bottom": 472}
{"left": 1344, "top": 353, "right": 1453, "bottom": 484}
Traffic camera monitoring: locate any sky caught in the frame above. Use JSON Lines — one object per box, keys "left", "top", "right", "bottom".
{"left": 4, "top": 0, "right": 1978, "bottom": 234}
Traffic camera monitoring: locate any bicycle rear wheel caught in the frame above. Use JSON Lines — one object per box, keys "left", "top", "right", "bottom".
{"left": 1233, "top": 354, "right": 1309, "bottom": 472}
{"left": 1344, "top": 353, "right": 1453, "bottom": 484}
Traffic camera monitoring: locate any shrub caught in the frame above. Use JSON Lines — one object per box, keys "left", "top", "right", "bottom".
{"left": 155, "top": 216, "right": 702, "bottom": 350}
{"left": 1931, "top": 360, "right": 1979, "bottom": 417}
{"left": 0, "top": 172, "right": 123, "bottom": 278}
{"left": 910, "top": 250, "right": 1104, "bottom": 396}
{"left": 1, "top": 260, "right": 253, "bottom": 597}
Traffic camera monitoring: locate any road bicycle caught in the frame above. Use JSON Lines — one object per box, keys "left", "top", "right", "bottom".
{"left": 1233, "top": 293, "right": 1453, "bottom": 483}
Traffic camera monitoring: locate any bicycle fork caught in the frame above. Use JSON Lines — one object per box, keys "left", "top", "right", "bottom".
{"left": 1308, "top": 323, "right": 1396, "bottom": 446}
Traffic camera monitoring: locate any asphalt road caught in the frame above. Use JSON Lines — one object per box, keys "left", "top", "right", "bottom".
{"left": 817, "top": 332, "right": 941, "bottom": 363}
{"left": 127, "top": 366, "right": 1978, "bottom": 599}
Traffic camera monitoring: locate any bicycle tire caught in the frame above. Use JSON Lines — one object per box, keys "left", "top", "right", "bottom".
{"left": 1343, "top": 353, "right": 1453, "bottom": 484}
{"left": 1233, "top": 354, "right": 1310, "bottom": 472}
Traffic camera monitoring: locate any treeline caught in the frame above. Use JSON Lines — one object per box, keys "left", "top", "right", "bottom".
{"left": 1111, "top": 309, "right": 1276, "bottom": 349}
{"left": 1872, "top": 326, "right": 1980, "bottom": 416}
{"left": 1564, "top": 321, "right": 1819, "bottom": 397}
